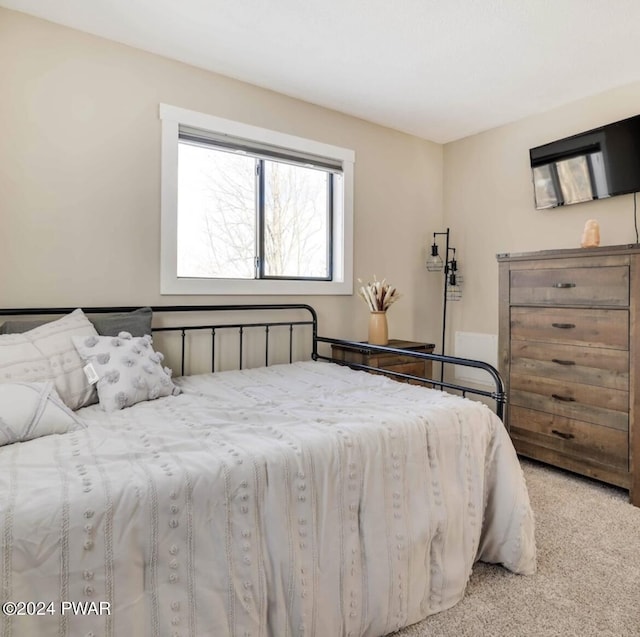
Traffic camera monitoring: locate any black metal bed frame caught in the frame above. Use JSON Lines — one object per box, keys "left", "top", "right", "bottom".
{"left": 0, "top": 303, "right": 506, "bottom": 419}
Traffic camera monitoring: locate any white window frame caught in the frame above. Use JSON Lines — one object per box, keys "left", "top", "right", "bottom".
{"left": 159, "top": 104, "right": 354, "bottom": 295}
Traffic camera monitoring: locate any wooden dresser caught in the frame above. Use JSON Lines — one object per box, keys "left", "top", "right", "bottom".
{"left": 330, "top": 339, "right": 435, "bottom": 385}
{"left": 497, "top": 245, "right": 640, "bottom": 506}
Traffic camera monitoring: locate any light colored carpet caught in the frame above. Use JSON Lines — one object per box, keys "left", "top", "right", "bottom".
{"left": 391, "top": 458, "right": 640, "bottom": 637}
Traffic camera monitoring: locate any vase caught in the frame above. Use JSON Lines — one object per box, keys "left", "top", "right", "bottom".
{"left": 368, "top": 311, "right": 388, "bottom": 345}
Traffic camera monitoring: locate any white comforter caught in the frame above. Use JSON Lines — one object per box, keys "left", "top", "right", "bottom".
{"left": 0, "top": 361, "right": 535, "bottom": 637}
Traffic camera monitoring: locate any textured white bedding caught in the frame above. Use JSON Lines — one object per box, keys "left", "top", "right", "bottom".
{"left": 0, "top": 361, "right": 535, "bottom": 637}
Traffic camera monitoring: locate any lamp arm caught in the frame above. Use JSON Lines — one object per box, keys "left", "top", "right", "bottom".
{"left": 427, "top": 226, "right": 456, "bottom": 383}
{"left": 440, "top": 228, "right": 450, "bottom": 382}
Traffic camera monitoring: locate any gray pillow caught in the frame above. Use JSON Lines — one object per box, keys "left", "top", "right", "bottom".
{"left": 90, "top": 307, "right": 153, "bottom": 337}
{"left": 0, "top": 307, "right": 153, "bottom": 337}
{"left": 0, "top": 318, "right": 48, "bottom": 334}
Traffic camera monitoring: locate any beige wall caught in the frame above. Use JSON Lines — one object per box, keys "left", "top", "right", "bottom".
{"left": 9, "top": 6, "right": 637, "bottom": 365}
{"left": 443, "top": 82, "right": 640, "bottom": 352}
{"left": 0, "top": 8, "right": 443, "bottom": 345}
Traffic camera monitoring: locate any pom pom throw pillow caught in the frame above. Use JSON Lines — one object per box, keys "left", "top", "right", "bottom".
{"left": 72, "top": 332, "right": 180, "bottom": 412}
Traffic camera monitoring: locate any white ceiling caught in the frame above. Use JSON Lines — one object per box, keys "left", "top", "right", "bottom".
{"left": 3, "top": 0, "right": 640, "bottom": 143}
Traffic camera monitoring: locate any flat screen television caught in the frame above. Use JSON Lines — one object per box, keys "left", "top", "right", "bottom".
{"left": 529, "top": 113, "right": 640, "bottom": 209}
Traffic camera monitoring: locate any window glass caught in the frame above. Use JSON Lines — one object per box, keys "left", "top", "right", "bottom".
{"left": 263, "top": 161, "right": 331, "bottom": 279}
{"left": 178, "top": 143, "right": 255, "bottom": 279}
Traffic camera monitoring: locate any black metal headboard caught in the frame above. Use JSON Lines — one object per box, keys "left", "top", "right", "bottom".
{"left": 0, "top": 303, "right": 506, "bottom": 419}
{"left": 0, "top": 303, "right": 318, "bottom": 375}
{"left": 149, "top": 304, "right": 318, "bottom": 375}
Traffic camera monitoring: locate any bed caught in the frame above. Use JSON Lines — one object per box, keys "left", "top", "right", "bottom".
{"left": 0, "top": 304, "right": 535, "bottom": 637}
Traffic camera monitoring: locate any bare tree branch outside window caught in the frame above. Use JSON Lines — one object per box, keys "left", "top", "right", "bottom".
{"left": 177, "top": 142, "right": 331, "bottom": 280}
{"left": 264, "top": 162, "right": 328, "bottom": 278}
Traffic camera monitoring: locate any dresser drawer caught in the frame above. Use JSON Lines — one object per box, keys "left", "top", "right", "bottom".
{"left": 509, "top": 406, "right": 628, "bottom": 471}
{"left": 510, "top": 341, "right": 629, "bottom": 390}
{"left": 510, "top": 266, "right": 629, "bottom": 306}
{"left": 510, "top": 373, "right": 628, "bottom": 430}
{"left": 330, "top": 340, "right": 434, "bottom": 385}
{"left": 511, "top": 307, "right": 628, "bottom": 349}
{"left": 381, "top": 361, "right": 427, "bottom": 384}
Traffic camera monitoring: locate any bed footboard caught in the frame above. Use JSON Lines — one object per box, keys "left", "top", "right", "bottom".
{"left": 314, "top": 337, "right": 506, "bottom": 420}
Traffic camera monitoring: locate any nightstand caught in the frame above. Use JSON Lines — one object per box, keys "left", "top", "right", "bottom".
{"left": 331, "top": 339, "right": 435, "bottom": 385}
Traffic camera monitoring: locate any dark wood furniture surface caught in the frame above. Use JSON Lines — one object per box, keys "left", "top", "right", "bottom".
{"left": 331, "top": 339, "right": 435, "bottom": 385}
{"left": 497, "top": 244, "right": 640, "bottom": 506}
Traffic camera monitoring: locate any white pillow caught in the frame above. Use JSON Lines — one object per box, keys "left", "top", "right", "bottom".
{"left": 0, "top": 309, "right": 99, "bottom": 410}
{"left": 0, "top": 381, "right": 84, "bottom": 446}
{"left": 72, "top": 332, "right": 181, "bottom": 412}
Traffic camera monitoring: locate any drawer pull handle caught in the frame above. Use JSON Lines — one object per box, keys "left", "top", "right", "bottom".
{"left": 551, "top": 322, "right": 576, "bottom": 329}
{"left": 551, "top": 393, "right": 575, "bottom": 402}
{"left": 552, "top": 282, "right": 576, "bottom": 289}
{"left": 552, "top": 358, "right": 576, "bottom": 366}
{"left": 551, "top": 429, "right": 575, "bottom": 440}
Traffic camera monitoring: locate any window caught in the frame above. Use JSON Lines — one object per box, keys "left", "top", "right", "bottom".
{"left": 160, "top": 104, "right": 354, "bottom": 295}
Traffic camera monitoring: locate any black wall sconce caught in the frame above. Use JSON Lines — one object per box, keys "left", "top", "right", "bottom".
{"left": 426, "top": 227, "right": 462, "bottom": 381}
